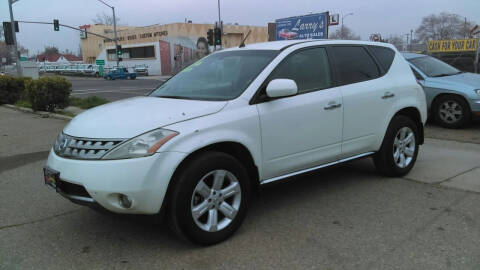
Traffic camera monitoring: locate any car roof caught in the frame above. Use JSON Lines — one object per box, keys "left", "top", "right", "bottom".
{"left": 401, "top": 52, "right": 426, "bottom": 60}
{"left": 222, "top": 39, "right": 396, "bottom": 52}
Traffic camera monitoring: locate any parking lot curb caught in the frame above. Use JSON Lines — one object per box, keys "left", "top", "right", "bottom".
{"left": 2, "top": 104, "right": 73, "bottom": 121}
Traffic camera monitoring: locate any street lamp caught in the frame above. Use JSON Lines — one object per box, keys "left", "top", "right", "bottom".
{"left": 95, "top": 0, "right": 119, "bottom": 66}
{"left": 341, "top": 13, "right": 354, "bottom": 40}
{"left": 8, "top": 0, "right": 22, "bottom": 77}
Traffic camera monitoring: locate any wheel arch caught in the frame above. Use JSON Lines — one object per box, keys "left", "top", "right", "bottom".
{"left": 431, "top": 92, "right": 472, "bottom": 114}
{"left": 393, "top": 107, "right": 424, "bottom": 145}
{"left": 161, "top": 141, "right": 260, "bottom": 216}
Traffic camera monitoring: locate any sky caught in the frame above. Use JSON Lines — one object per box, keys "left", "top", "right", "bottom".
{"left": 1, "top": 0, "right": 479, "bottom": 55}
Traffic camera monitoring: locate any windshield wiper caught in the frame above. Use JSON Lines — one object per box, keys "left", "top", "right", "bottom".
{"left": 431, "top": 73, "right": 456, "bottom": 77}
{"left": 154, "top": 95, "right": 194, "bottom": 100}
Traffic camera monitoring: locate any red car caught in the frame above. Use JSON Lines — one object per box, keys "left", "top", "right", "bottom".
{"left": 278, "top": 29, "right": 298, "bottom": 40}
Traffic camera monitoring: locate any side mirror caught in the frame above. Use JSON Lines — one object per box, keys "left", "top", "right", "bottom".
{"left": 266, "top": 79, "right": 298, "bottom": 98}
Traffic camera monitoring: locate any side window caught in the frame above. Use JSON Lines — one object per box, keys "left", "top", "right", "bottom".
{"left": 269, "top": 47, "right": 332, "bottom": 94}
{"left": 331, "top": 46, "right": 380, "bottom": 85}
{"left": 368, "top": 46, "right": 395, "bottom": 73}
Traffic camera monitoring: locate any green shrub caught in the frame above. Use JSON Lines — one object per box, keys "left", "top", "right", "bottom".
{"left": 69, "top": 96, "right": 109, "bottom": 109}
{"left": 25, "top": 76, "right": 71, "bottom": 112}
{"left": 0, "top": 76, "right": 26, "bottom": 104}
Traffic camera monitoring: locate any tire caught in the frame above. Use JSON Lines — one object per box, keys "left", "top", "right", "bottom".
{"left": 433, "top": 95, "right": 470, "bottom": 129}
{"left": 168, "top": 151, "right": 251, "bottom": 245}
{"left": 374, "top": 115, "right": 420, "bottom": 177}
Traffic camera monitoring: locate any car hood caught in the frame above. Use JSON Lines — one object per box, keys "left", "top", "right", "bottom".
{"left": 428, "top": 72, "right": 480, "bottom": 90}
{"left": 64, "top": 96, "right": 227, "bottom": 138}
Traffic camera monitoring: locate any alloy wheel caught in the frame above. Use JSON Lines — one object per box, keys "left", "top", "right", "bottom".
{"left": 439, "top": 100, "right": 463, "bottom": 124}
{"left": 191, "top": 170, "right": 242, "bottom": 232}
{"left": 392, "top": 127, "right": 416, "bottom": 168}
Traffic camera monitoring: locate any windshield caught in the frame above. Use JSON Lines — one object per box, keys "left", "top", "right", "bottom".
{"left": 150, "top": 50, "right": 278, "bottom": 101}
{"left": 408, "top": 56, "right": 461, "bottom": 77}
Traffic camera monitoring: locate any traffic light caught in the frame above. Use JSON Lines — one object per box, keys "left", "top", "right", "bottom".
{"left": 53, "top": 19, "right": 59, "bottom": 31}
{"left": 2, "top": 22, "right": 14, "bottom": 45}
{"left": 116, "top": 45, "right": 122, "bottom": 56}
{"left": 207, "top": 29, "right": 214, "bottom": 45}
{"left": 214, "top": 27, "right": 222, "bottom": 46}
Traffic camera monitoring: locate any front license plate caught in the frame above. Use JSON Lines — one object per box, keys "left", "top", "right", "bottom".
{"left": 43, "top": 167, "right": 60, "bottom": 188}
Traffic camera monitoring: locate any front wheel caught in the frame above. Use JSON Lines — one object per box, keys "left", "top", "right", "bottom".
{"left": 433, "top": 95, "right": 470, "bottom": 129}
{"left": 374, "top": 115, "right": 419, "bottom": 177}
{"left": 168, "top": 151, "right": 251, "bottom": 245}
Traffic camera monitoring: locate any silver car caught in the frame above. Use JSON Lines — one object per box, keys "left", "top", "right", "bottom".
{"left": 403, "top": 52, "right": 480, "bottom": 128}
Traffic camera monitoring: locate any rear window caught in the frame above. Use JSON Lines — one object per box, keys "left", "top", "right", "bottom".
{"left": 368, "top": 46, "right": 395, "bottom": 73}
{"left": 331, "top": 46, "right": 380, "bottom": 85}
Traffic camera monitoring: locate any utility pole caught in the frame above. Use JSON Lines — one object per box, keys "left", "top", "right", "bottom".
{"left": 96, "top": 0, "right": 119, "bottom": 66}
{"left": 410, "top": 29, "right": 413, "bottom": 49}
{"left": 341, "top": 13, "right": 354, "bottom": 40}
{"left": 8, "top": 0, "right": 22, "bottom": 77}
{"left": 405, "top": 34, "right": 409, "bottom": 51}
{"left": 217, "top": 0, "right": 222, "bottom": 50}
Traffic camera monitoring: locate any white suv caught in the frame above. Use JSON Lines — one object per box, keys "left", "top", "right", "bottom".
{"left": 44, "top": 40, "right": 427, "bottom": 245}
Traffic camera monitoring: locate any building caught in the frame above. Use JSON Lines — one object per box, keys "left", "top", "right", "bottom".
{"left": 35, "top": 53, "right": 82, "bottom": 63}
{"left": 80, "top": 22, "right": 268, "bottom": 75}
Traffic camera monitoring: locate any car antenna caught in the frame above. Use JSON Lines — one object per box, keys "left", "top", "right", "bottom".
{"left": 239, "top": 30, "right": 252, "bottom": 48}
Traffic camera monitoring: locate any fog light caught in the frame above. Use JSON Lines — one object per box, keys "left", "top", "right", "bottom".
{"left": 119, "top": 194, "right": 132, "bottom": 208}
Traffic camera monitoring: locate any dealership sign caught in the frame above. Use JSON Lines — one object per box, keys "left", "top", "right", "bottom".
{"left": 275, "top": 12, "right": 328, "bottom": 40}
{"left": 427, "top": 39, "right": 478, "bottom": 53}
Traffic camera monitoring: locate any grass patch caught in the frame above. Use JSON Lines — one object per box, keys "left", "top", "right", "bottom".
{"left": 69, "top": 96, "right": 109, "bottom": 109}
{"left": 14, "top": 100, "right": 32, "bottom": 109}
{"left": 57, "top": 111, "right": 76, "bottom": 117}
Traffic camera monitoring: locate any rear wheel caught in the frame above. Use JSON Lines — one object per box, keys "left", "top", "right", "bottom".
{"left": 374, "top": 115, "right": 419, "bottom": 177}
{"left": 433, "top": 95, "right": 470, "bottom": 129}
{"left": 168, "top": 151, "right": 251, "bottom": 245}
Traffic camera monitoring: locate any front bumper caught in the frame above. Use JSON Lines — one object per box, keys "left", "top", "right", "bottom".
{"left": 471, "top": 99, "right": 480, "bottom": 120}
{"left": 45, "top": 149, "right": 187, "bottom": 214}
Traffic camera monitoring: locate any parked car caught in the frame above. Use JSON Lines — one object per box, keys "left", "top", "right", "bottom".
{"left": 403, "top": 52, "right": 480, "bottom": 128}
{"left": 104, "top": 67, "right": 136, "bottom": 80}
{"left": 134, "top": 65, "right": 149, "bottom": 76}
{"left": 44, "top": 40, "right": 427, "bottom": 245}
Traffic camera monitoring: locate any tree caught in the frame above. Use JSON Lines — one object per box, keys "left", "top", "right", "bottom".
{"left": 415, "top": 12, "right": 476, "bottom": 43}
{"left": 387, "top": 35, "right": 405, "bottom": 51}
{"left": 329, "top": 25, "right": 360, "bottom": 40}
{"left": 42, "top": 46, "right": 59, "bottom": 55}
{"left": 92, "top": 12, "right": 120, "bottom": 26}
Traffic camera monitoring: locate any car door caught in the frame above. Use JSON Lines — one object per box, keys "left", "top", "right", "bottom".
{"left": 330, "top": 45, "right": 393, "bottom": 157}
{"left": 255, "top": 47, "right": 343, "bottom": 180}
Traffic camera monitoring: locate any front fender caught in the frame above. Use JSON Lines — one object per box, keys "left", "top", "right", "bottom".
{"left": 160, "top": 103, "right": 263, "bottom": 179}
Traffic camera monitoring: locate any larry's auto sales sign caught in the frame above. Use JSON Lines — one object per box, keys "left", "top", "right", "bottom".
{"left": 275, "top": 12, "right": 328, "bottom": 40}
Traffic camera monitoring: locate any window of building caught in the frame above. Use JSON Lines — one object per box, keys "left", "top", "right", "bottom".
{"left": 107, "top": 45, "right": 155, "bottom": 60}
{"left": 269, "top": 47, "right": 332, "bottom": 94}
{"left": 331, "top": 46, "right": 380, "bottom": 85}
{"left": 368, "top": 46, "right": 395, "bottom": 73}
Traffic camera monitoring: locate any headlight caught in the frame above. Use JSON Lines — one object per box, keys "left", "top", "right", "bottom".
{"left": 53, "top": 132, "right": 66, "bottom": 154}
{"left": 101, "top": 129, "right": 178, "bottom": 160}
{"left": 475, "top": 89, "right": 480, "bottom": 96}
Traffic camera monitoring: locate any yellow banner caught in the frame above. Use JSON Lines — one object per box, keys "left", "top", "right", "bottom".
{"left": 427, "top": 39, "right": 478, "bottom": 53}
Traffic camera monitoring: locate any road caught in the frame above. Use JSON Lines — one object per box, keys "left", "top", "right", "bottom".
{"left": 1, "top": 107, "right": 480, "bottom": 270}
{"left": 68, "top": 76, "right": 165, "bottom": 101}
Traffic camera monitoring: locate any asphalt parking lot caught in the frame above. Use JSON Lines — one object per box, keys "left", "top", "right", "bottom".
{"left": 1, "top": 107, "right": 480, "bottom": 269}
{"left": 67, "top": 76, "right": 165, "bottom": 101}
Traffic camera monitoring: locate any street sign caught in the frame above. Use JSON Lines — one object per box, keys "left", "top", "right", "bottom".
{"left": 19, "top": 56, "right": 27, "bottom": 61}
{"left": 1, "top": 57, "right": 6, "bottom": 63}
{"left": 275, "top": 12, "right": 329, "bottom": 40}
{"left": 329, "top": 14, "right": 339, "bottom": 26}
{"left": 427, "top": 39, "right": 478, "bottom": 53}
{"left": 95, "top": 59, "right": 105, "bottom": 65}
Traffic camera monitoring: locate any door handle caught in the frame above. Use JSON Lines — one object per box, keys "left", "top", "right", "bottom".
{"left": 382, "top": 92, "right": 395, "bottom": 99}
{"left": 324, "top": 101, "right": 342, "bottom": 110}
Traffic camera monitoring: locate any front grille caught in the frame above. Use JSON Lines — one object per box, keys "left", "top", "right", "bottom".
{"left": 57, "top": 180, "right": 91, "bottom": 198}
{"left": 55, "top": 135, "right": 124, "bottom": 160}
